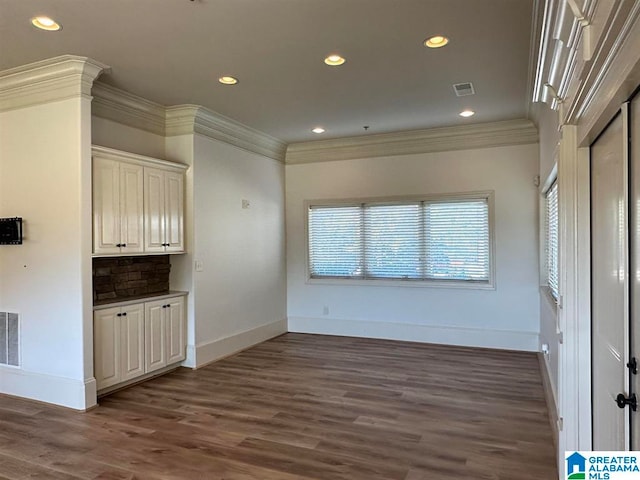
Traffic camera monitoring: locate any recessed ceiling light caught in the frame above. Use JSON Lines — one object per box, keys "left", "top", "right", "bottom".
{"left": 312, "top": 127, "right": 326, "bottom": 134}
{"left": 424, "top": 35, "right": 449, "bottom": 48}
{"left": 324, "top": 54, "right": 346, "bottom": 66}
{"left": 31, "top": 16, "right": 61, "bottom": 31}
{"left": 218, "top": 76, "right": 238, "bottom": 85}
{"left": 459, "top": 110, "right": 475, "bottom": 117}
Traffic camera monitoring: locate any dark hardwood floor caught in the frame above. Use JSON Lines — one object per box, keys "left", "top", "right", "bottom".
{"left": 0, "top": 333, "right": 557, "bottom": 479}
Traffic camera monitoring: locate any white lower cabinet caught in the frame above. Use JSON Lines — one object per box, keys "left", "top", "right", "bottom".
{"left": 145, "top": 296, "right": 186, "bottom": 373}
{"left": 94, "top": 303, "right": 144, "bottom": 390}
{"left": 94, "top": 294, "right": 186, "bottom": 391}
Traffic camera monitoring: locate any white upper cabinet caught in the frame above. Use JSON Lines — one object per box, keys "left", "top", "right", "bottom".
{"left": 92, "top": 146, "right": 187, "bottom": 256}
{"left": 93, "top": 158, "right": 144, "bottom": 255}
{"left": 164, "top": 171, "right": 184, "bottom": 253}
{"left": 144, "top": 168, "right": 184, "bottom": 253}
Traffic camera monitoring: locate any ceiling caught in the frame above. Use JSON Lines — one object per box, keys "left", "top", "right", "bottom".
{"left": 0, "top": 0, "right": 535, "bottom": 144}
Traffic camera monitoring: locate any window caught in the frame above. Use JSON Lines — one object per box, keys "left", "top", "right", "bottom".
{"left": 307, "top": 193, "right": 493, "bottom": 286}
{"left": 545, "top": 181, "right": 559, "bottom": 298}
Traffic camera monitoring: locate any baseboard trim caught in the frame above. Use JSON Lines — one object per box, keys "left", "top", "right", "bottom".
{"left": 288, "top": 317, "right": 539, "bottom": 351}
{"left": 192, "top": 318, "right": 288, "bottom": 368}
{"left": 0, "top": 367, "right": 95, "bottom": 410}
{"left": 538, "top": 352, "right": 559, "bottom": 451}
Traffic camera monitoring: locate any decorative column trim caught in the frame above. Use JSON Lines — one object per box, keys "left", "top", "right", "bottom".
{"left": 0, "top": 55, "right": 109, "bottom": 112}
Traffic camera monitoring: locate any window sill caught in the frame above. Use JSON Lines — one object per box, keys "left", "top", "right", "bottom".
{"left": 306, "top": 277, "right": 496, "bottom": 290}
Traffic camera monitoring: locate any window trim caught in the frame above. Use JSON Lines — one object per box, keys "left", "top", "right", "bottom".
{"left": 304, "top": 191, "right": 496, "bottom": 289}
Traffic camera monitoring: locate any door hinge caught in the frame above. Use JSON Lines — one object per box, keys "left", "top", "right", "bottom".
{"left": 628, "top": 357, "right": 638, "bottom": 375}
{"left": 616, "top": 393, "right": 638, "bottom": 411}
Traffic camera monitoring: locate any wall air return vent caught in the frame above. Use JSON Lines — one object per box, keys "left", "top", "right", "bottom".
{"left": 0, "top": 312, "right": 20, "bottom": 367}
{"left": 453, "top": 82, "right": 475, "bottom": 97}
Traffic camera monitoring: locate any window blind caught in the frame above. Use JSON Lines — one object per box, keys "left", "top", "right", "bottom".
{"left": 364, "top": 203, "right": 422, "bottom": 279}
{"left": 308, "top": 196, "right": 491, "bottom": 283}
{"left": 308, "top": 205, "right": 363, "bottom": 278}
{"left": 545, "top": 182, "right": 559, "bottom": 298}
{"left": 424, "top": 201, "right": 489, "bottom": 280}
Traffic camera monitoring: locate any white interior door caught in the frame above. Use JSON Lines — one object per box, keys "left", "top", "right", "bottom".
{"left": 630, "top": 92, "right": 640, "bottom": 449}
{"left": 591, "top": 108, "right": 630, "bottom": 450}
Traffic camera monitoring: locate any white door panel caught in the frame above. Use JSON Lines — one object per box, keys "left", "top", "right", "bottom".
{"left": 144, "top": 167, "right": 166, "bottom": 252}
{"left": 166, "top": 296, "right": 186, "bottom": 364}
{"left": 631, "top": 93, "right": 640, "bottom": 449}
{"left": 93, "top": 158, "right": 121, "bottom": 255}
{"left": 591, "top": 110, "right": 630, "bottom": 450}
{"left": 120, "top": 304, "right": 145, "bottom": 381}
{"left": 145, "top": 300, "right": 167, "bottom": 373}
{"left": 120, "top": 163, "right": 144, "bottom": 254}
{"left": 164, "top": 171, "right": 184, "bottom": 252}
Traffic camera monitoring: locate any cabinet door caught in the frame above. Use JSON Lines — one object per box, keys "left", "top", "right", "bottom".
{"left": 120, "top": 304, "right": 145, "bottom": 381}
{"left": 144, "top": 299, "right": 167, "bottom": 373}
{"left": 165, "top": 296, "right": 186, "bottom": 364}
{"left": 144, "top": 168, "right": 166, "bottom": 253}
{"left": 94, "top": 307, "right": 121, "bottom": 390}
{"left": 119, "top": 163, "right": 144, "bottom": 254}
{"left": 93, "top": 158, "right": 121, "bottom": 255}
{"left": 164, "top": 171, "right": 184, "bottom": 253}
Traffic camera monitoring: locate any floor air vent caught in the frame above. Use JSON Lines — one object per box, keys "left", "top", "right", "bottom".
{"left": 0, "top": 312, "right": 20, "bottom": 367}
{"left": 453, "top": 82, "right": 475, "bottom": 97}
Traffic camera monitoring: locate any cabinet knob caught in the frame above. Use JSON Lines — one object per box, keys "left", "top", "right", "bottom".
{"left": 116, "top": 313, "right": 122, "bottom": 317}
{"left": 122, "top": 243, "right": 127, "bottom": 247}
{"left": 116, "top": 243, "right": 121, "bottom": 248}
{"left": 122, "top": 312, "right": 127, "bottom": 316}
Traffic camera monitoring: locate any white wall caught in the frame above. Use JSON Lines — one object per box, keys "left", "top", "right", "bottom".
{"left": 0, "top": 98, "right": 94, "bottom": 409}
{"left": 92, "top": 116, "right": 166, "bottom": 159}
{"left": 536, "top": 102, "right": 560, "bottom": 408}
{"left": 172, "top": 134, "right": 287, "bottom": 367}
{"left": 286, "top": 144, "right": 541, "bottom": 351}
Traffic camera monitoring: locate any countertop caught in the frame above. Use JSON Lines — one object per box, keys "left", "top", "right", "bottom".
{"left": 93, "top": 290, "right": 188, "bottom": 310}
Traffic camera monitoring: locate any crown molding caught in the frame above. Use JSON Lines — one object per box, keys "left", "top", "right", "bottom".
{"left": 165, "top": 105, "right": 287, "bottom": 163}
{"left": 0, "top": 55, "right": 109, "bottom": 112}
{"left": 571, "top": 0, "right": 640, "bottom": 124}
{"left": 285, "top": 119, "right": 538, "bottom": 164}
{"left": 531, "top": 0, "right": 599, "bottom": 112}
{"left": 91, "top": 82, "right": 166, "bottom": 136}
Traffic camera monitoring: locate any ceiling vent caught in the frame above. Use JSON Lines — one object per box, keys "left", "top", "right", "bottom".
{"left": 453, "top": 82, "right": 475, "bottom": 97}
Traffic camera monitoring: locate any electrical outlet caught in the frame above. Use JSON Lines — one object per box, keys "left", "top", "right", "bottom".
{"left": 242, "top": 199, "right": 250, "bottom": 209}
{"left": 195, "top": 261, "right": 204, "bottom": 272}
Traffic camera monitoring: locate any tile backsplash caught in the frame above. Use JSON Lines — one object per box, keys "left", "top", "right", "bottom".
{"left": 93, "top": 256, "right": 170, "bottom": 303}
